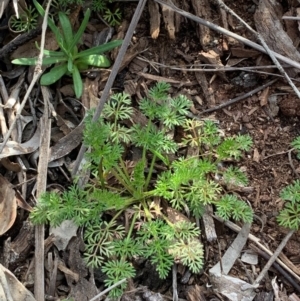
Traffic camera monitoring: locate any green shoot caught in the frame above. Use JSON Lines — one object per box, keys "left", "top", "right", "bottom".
{"left": 277, "top": 180, "right": 300, "bottom": 230}
{"left": 30, "top": 82, "right": 253, "bottom": 297}
{"left": 11, "top": 0, "right": 122, "bottom": 98}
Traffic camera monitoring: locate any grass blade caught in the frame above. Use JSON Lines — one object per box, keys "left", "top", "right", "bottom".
{"left": 40, "top": 63, "right": 68, "bottom": 85}
{"left": 69, "top": 9, "right": 91, "bottom": 51}
{"left": 33, "top": 0, "right": 66, "bottom": 51}
{"left": 58, "top": 12, "right": 73, "bottom": 50}
{"left": 75, "top": 55, "right": 111, "bottom": 67}
{"left": 12, "top": 57, "right": 67, "bottom": 65}
{"left": 74, "top": 40, "right": 122, "bottom": 59}
{"left": 72, "top": 65, "right": 83, "bottom": 98}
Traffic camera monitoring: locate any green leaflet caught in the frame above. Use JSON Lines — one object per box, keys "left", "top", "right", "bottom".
{"left": 75, "top": 54, "right": 111, "bottom": 67}
{"left": 74, "top": 40, "right": 122, "bottom": 58}
{"left": 12, "top": 56, "right": 67, "bottom": 65}
{"left": 72, "top": 65, "right": 83, "bottom": 98}
{"left": 69, "top": 9, "right": 91, "bottom": 50}
{"left": 12, "top": 2, "right": 122, "bottom": 98}
{"left": 58, "top": 11, "right": 73, "bottom": 51}
{"left": 40, "top": 64, "right": 68, "bottom": 85}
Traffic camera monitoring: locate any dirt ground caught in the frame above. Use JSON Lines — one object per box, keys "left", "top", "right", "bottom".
{"left": 1, "top": 0, "right": 300, "bottom": 300}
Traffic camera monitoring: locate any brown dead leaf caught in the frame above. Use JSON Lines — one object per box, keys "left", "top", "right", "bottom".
{"left": 186, "top": 285, "right": 207, "bottom": 301}
{"left": 161, "top": 4, "right": 175, "bottom": 39}
{"left": 198, "top": 50, "right": 227, "bottom": 81}
{"left": 0, "top": 124, "right": 40, "bottom": 159}
{"left": 253, "top": 148, "right": 260, "bottom": 163}
{"left": 0, "top": 175, "right": 17, "bottom": 236}
{"left": 0, "top": 264, "right": 36, "bottom": 301}
{"left": 259, "top": 86, "right": 270, "bottom": 106}
{"left": 148, "top": 0, "right": 161, "bottom": 39}
{"left": 15, "top": 189, "right": 33, "bottom": 212}
{"left": 167, "top": 207, "right": 190, "bottom": 224}
{"left": 231, "top": 48, "right": 261, "bottom": 58}
{"left": 60, "top": 84, "right": 75, "bottom": 97}
{"left": 0, "top": 158, "right": 22, "bottom": 172}
{"left": 49, "top": 122, "right": 84, "bottom": 162}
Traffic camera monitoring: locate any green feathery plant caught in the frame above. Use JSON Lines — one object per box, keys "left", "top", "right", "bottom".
{"left": 11, "top": 0, "right": 122, "bottom": 98}
{"left": 9, "top": 5, "right": 39, "bottom": 32}
{"left": 52, "top": 0, "right": 122, "bottom": 25}
{"left": 30, "top": 82, "right": 253, "bottom": 297}
{"left": 277, "top": 180, "right": 300, "bottom": 230}
{"left": 276, "top": 136, "right": 300, "bottom": 230}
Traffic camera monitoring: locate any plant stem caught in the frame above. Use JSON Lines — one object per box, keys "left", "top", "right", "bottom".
{"left": 127, "top": 212, "right": 138, "bottom": 238}
{"left": 144, "top": 153, "right": 157, "bottom": 190}
{"left": 119, "top": 158, "right": 131, "bottom": 184}
{"left": 98, "top": 157, "right": 105, "bottom": 188}
{"left": 111, "top": 165, "right": 133, "bottom": 194}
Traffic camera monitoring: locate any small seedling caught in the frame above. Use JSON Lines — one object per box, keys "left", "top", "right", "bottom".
{"left": 9, "top": 5, "right": 38, "bottom": 32}
{"left": 276, "top": 137, "right": 300, "bottom": 230}
{"left": 11, "top": 0, "right": 122, "bottom": 98}
{"left": 52, "top": 0, "right": 122, "bottom": 25}
{"left": 277, "top": 179, "right": 300, "bottom": 230}
{"left": 31, "top": 82, "right": 253, "bottom": 297}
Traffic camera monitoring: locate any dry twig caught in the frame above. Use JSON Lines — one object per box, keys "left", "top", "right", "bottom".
{"left": 253, "top": 229, "right": 295, "bottom": 287}
{"left": 200, "top": 79, "right": 278, "bottom": 114}
{"left": 153, "top": 0, "right": 300, "bottom": 70}
{"left": 213, "top": 215, "right": 300, "bottom": 283}
{"left": 214, "top": 0, "right": 300, "bottom": 100}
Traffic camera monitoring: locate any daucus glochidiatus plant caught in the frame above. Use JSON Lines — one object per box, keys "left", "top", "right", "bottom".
{"left": 31, "top": 82, "right": 253, "bottom": 297}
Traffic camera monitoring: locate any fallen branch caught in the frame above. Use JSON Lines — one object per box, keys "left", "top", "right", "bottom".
{"left": 252, "top": 229, "right": 295, "bottom": 288}
{"left": 153, "top": 0, "right": 300, "bottom": 70}
{"left": 214, "top": 0, "right": 300, "bottom": 100}
{"left": 250, "top": 244, "right": 300, "bottom": 294}
{"left": 213, "top": 215, "right": 300, "bottom": 283}
{"left": 200, "top": 79, "right": 278, "bottom": 114}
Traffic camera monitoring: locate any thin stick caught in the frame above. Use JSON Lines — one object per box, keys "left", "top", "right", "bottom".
{"left": 213, "top": 215, "right": 300, "bottom": 283}
{"left": 0, "top": 0, "right": 50, "bottom": 155}
{"left": 214, "top": 0, "right": 300, "bottom": 99}
{"left": 0, "top": 75, "right": 8, "bottom": 136}
{"left": 35, "top": 87, "right": 52, "bottom": 301}
{"left": 288, "top": 149, "right": 299, "bottom": 178}
{"left": 136, "top": 57, "right": 299, "bottom": 78}
{"left": 89, "top": 278, "right": 127, "bottom": 301}
{"left": 72, "top": 0, "right": 148, "bottom": 176}
{"left": 32, "top": 2, "right": 53, "bottom": 300}
{"left": 253, "top": 229, "right": 295, "bottom": 287}
{"left": 250, "top": 244, "right": 300, "bottom": 293}
{"left": 153, "top": 0, "right": 300, "bottom": 70}
{"left": 200, "top": 79, "right": 277, "bottom": 114}
{"left": 282, "top": 16, "right": 300, "bottom": 20}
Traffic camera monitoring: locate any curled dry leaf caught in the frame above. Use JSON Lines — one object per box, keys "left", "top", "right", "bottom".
{"left": 259, "top": 86, "right": 270, "bottom": 107}
{"left": 0, "top": 124, "right": 40, "bottom": 159}
{"left": 0, "top": 175, "right": 17, "bottom": 236}
{"left": 0, "top": 264, "right": 36, "bottom": 301}
{"left": 50, "top": 116, "right": 86, "bottom": 162}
